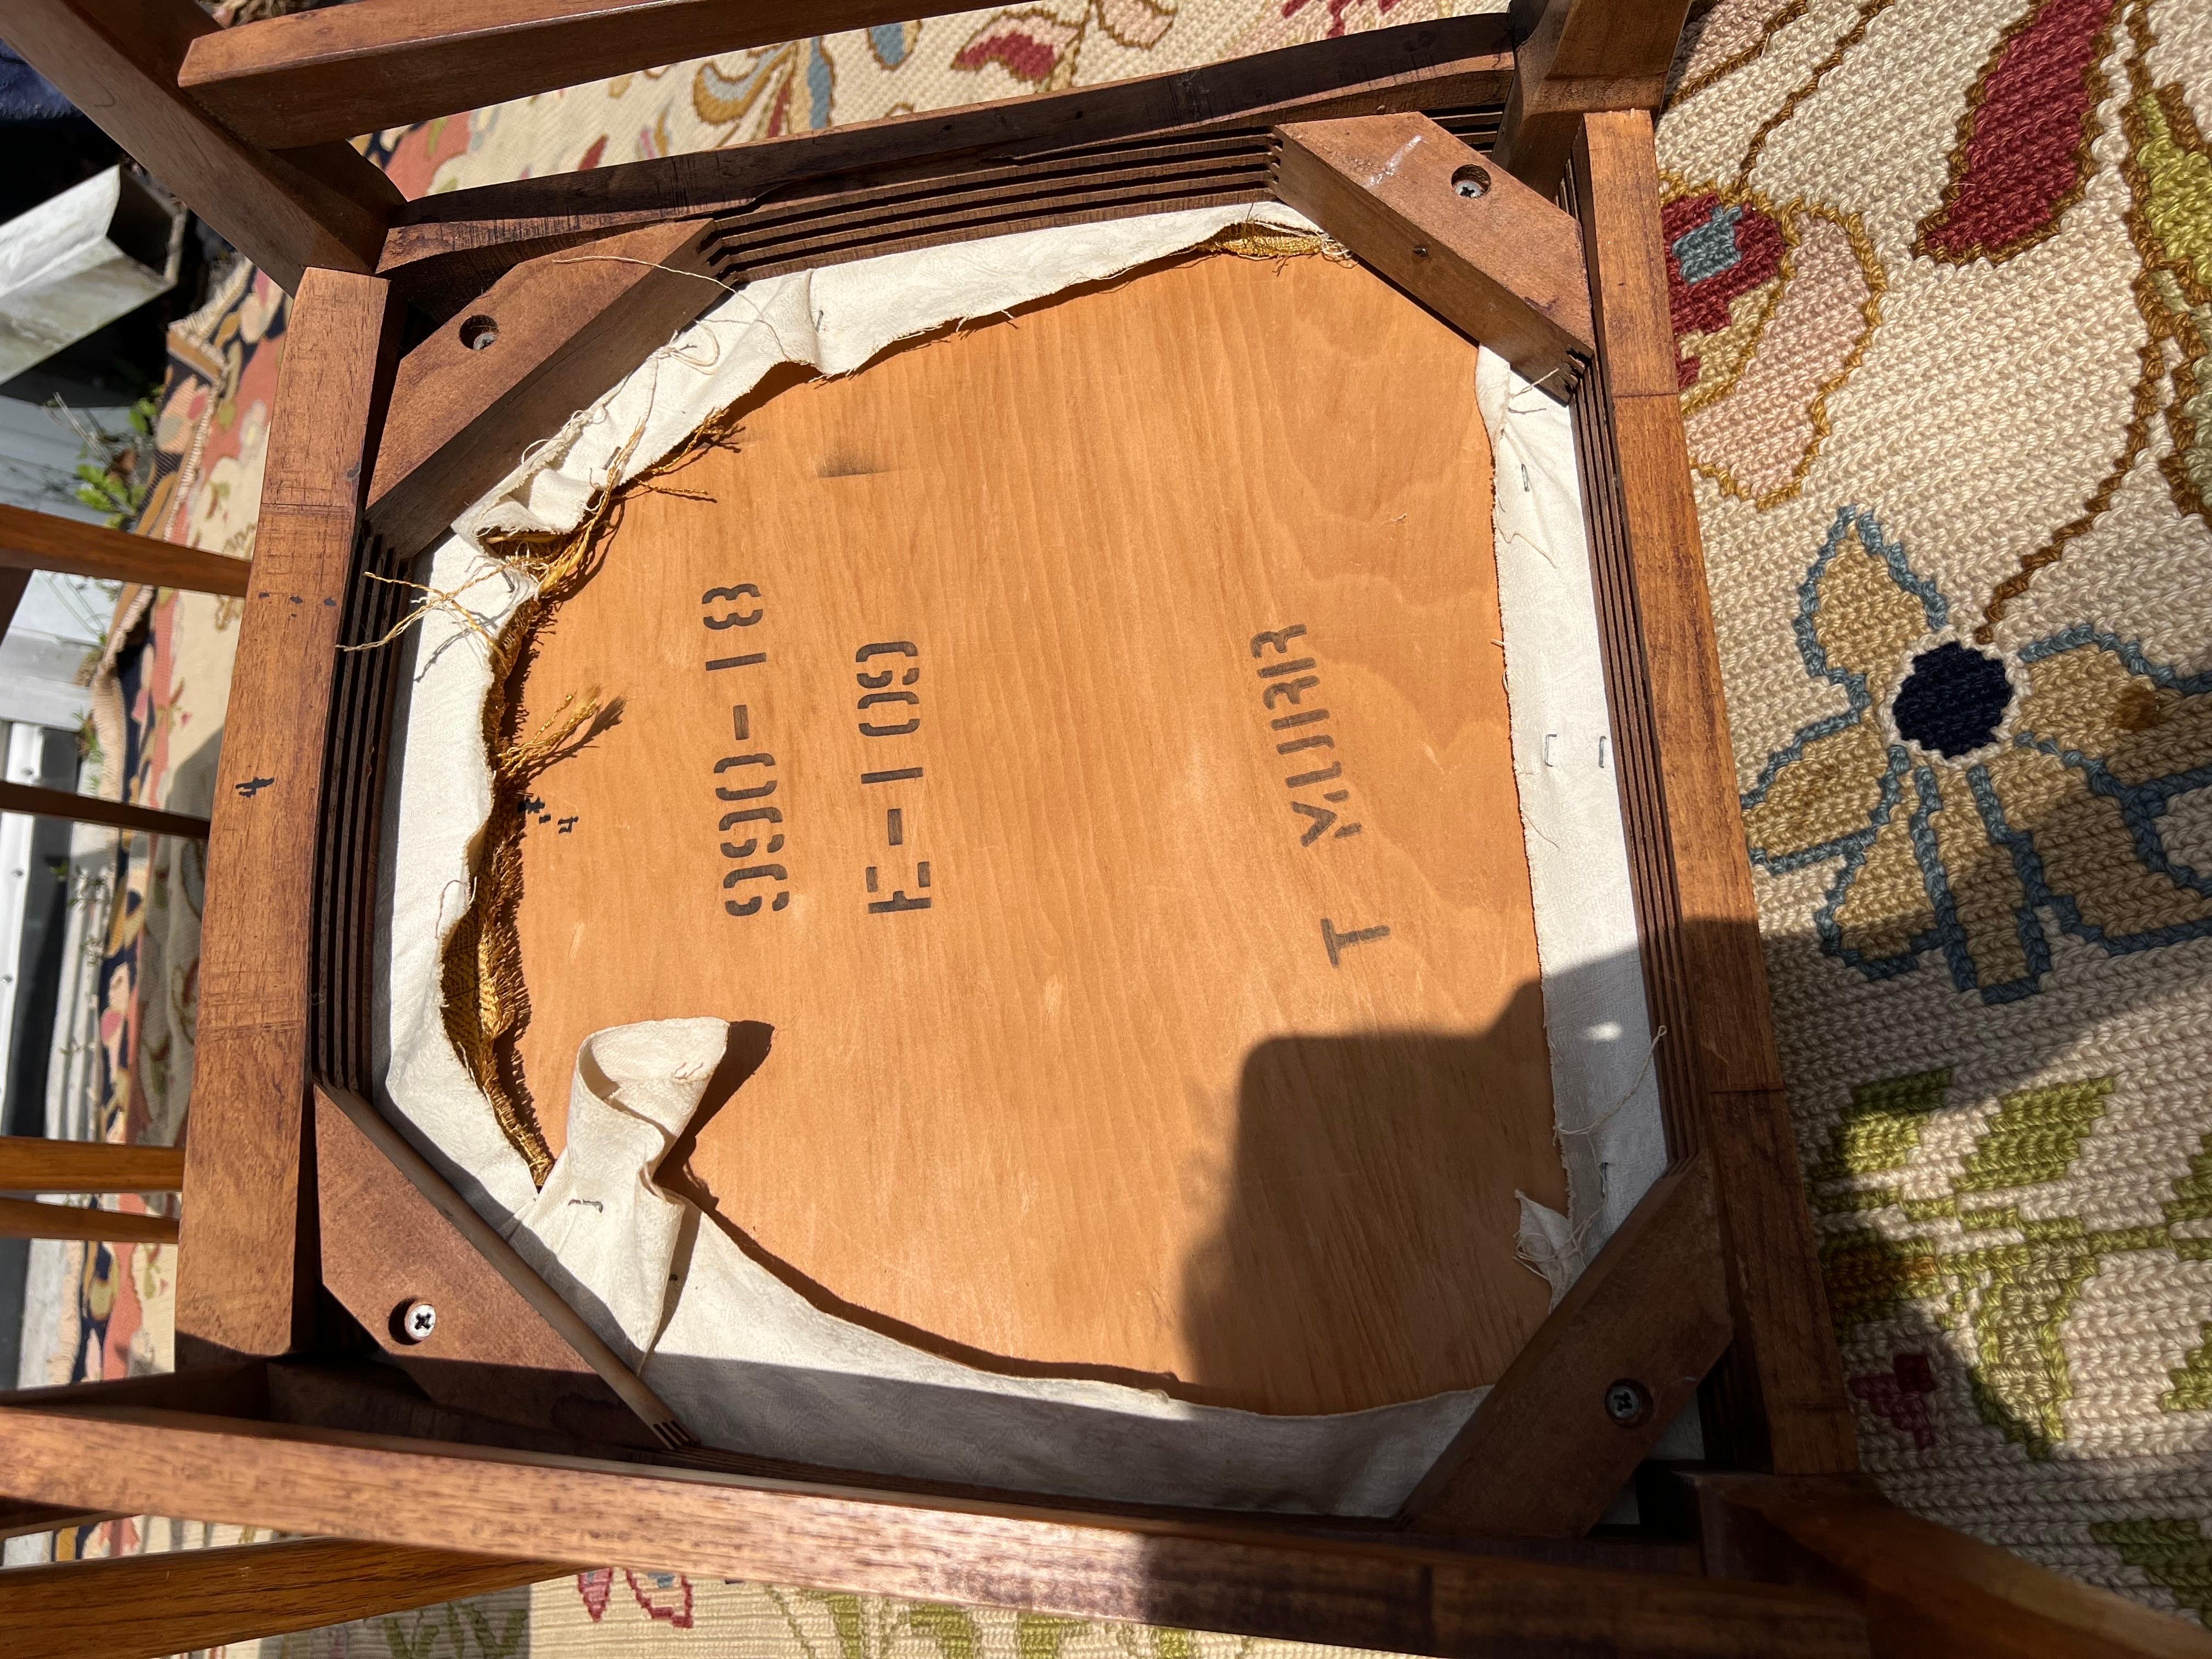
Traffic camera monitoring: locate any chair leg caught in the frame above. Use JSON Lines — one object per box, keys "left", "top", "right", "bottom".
{"left": 0, "top": 1537, "right": 567, "bottom": 1659}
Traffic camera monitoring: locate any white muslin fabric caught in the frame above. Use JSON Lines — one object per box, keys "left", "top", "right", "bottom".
{"left": 375, "top": 203, "right": 1663, "bottom": 1514}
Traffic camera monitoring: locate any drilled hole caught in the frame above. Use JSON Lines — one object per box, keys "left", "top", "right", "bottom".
{"left": 1451, "top": 163, "right": 1491, "bottom": 200}
{"left": 460, "top": 314, "right": 499, "bottom": 351}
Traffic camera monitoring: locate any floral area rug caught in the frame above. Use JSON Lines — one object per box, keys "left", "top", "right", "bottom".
{"left": 1661, "top": 0, "right": 2212, "bottom": 1621}
{"left": 23, "top": 0, "right": 2212, "bottom": 1640}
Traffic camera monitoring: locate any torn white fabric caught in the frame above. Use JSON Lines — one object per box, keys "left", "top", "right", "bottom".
{"left": 375, "top": 204, "right": 1667, "bottom": 1515}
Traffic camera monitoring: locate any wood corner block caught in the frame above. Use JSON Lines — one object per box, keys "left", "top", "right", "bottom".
{"left": 368, "top": 218, "right": 719, "bottom": 561}
{"left": 1269, "top": 111, "right": 1593, "bottom": 393}
{"left": 1396, "top": 1150, "right": 1733, "bottom": 1537}
{"left": 313, "top": 1087, "right": 687, "bottom": 1452}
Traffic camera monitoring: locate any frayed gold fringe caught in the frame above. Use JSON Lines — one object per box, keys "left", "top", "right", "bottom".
{"left": 1200, "top": 221, "right": 1357, "bottom": 266}
{"left": 437, "top": 418, "right": 743, "bottom": 1186}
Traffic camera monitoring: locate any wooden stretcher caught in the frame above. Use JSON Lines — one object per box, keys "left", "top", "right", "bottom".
{"left": 1, "top": 4, "right": 2207, "bottom": 1656}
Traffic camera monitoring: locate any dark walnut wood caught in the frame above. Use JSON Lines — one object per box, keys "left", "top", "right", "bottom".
{"left": 0, "top": 1196, "right": 178, "bottom": 1244}
{"left": 1496, "top": 0, "right": 1696, "bottom": 195}
{"left": 4, "top": 0, "right": 397, "bottom": 293}
{"left": 182, "top": 0, "right": 1003, "bottom": 150}
{"left": 177, "top": 269, "right": 400, "bottom": 1366}
{"left": 0, "top": 1537, "right": 566, "bottom": 1659}
{"left": 0, "top": 503, "right": 252, "bottom": 596}
{"left": 314, "top": 1087, "right": 687, "bottom": 1449}
{"left": 1694, "top": 1474, "right": 2212, "bottom": 1659}
{"left": 366, "top": 218, "right": 719, "bottom": 559}
{"left": 1563, "top": 109, "right": 1855, "bottom": 1475}
{"left": 0, "top": 782, "right": 210, "bottom": 843}
{"left": 0, "top": 1139, "right": 186, "bottom": 1194}
{"left": 1400, "top": 1153, "right": 1731, "bottom": 1536}
{"left": 0, "top": 1403, "right": 1872, "bottom": 1659}
{"left": 1271, "top": 110, "right": 1592, "bottom": 392}
{"left": 376, "top": 16, "right": 1513, "bottom": 308}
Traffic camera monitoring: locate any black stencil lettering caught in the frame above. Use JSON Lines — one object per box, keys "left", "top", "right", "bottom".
{"left": 1334, "top": 822, "right": 1364, "bottom": 838}
{"left": 1321, "top": 917, "right": 1392, "bottom": 967}
{"left": 859, "top": 718, "right": 921, "bottom": 737}
{"left": 715, "top": 777, "right": 778, "bottom": 802}
{"left": 557, "top": 816, "right": 579, "bottom": 833}
{"left": 732, "top": 705, "right": 750, "bottom": 741}
{"left": 707, "top": 652, "right": 768, "bottom": 670}
{"left": 866, "top": 866, "right": 879, "bottom": 894}
{"left": 887, "top": 808, "right": 904, "bottom": 846}
{"left": 234, "top": 776, "right": 275, "bottom": 798}
{"left": 860, "top": 767, "right": 924, "bottom": 785}
{"left": 719, "top": 806, "right": 782, "bottom": 832}
{"left": 857, "top": 690, "right": 919, "bottom": 709}
{"left": 725, "top": 865, "right": 789, "bottom": 885}
{"left": 1323, "top": 788, "right": 1350, "bottom": 803}
{"left": 721, "top": 833, "right": 786, "bottom": 859}
{"left": 917, "top": 861, "right": 932, "bottom": 888}
{"left": 1285, "top": 760, "right": 1344, "bottom": 790}
{"left": 1271, "top": 708, "right": 1330, "bottom": 729}
{"left": 858, "top": 665, "right": 924, "bottom": 690}
{"left": 856, "top": 641, "right": 918, "bottom": 662}
{"left": 1262, "top": 676, "right": 1321, "bottom": 709}
{"left": 1257, "top": 657, "right": 1318, "bottom": 679}
{"left": 726, "top": 896, "right": 764, "bottom": 916}
{"left": 1250, "top": 625, "right": 1308, "bottom": 657}
{"left": 1291, "top": 801, "right": 1336, "bottom": 845}
{"left": 702, "top": 583, "right": 763, "bottom": 627}
{"left": 1276, "top": 734, "right": 1335, "bottom": 755}
{"left": 868, "top": 893, "right": 932, "bottom": 914}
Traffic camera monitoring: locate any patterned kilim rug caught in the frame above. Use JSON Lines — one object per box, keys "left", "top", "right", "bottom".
{"left": 22, "top": 0, "right": 2212, "bottom": 1644}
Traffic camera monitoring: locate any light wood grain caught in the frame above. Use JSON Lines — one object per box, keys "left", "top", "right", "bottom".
{"left": 1695, "top": 1474, "right": 2212, "bottom": 1659}
{"left": 0, "top": 503, "right": 252, "bottom": 596}
{"left": 1272, "top": 111, "right": 1592, "bottom": 392}
{"left": 499, "top": 250, "right": 1562, "bottom": 1416}
{"left": 1400, "top": 1151, "right": 1731, "bottom": 1536}
{"left": 178, "top": 269, "right": 399, "bottom": 1365}
{"left": 0, "top": 781, "right": 210, "bottom": 842}
{"left": 0, "top": 1537, "right": 566, "bottom": 1659}
{"left": 1497, "top": 0, "right": 1696, "bottom": 194}
{"left": 1564, "top": 110, "right": 1854, "bottom": 1475}
{"left": 3, "top": 0, "right": 397, "bottom": 294}
{"left": 377, "top": 18, "right": 1512, "bottom": 305}
{"left": 0, "top": 1404, "right": 1872, "bottom": 1659}
{"left": 0, "top": 1139, "right": 185, "bottom": 1194}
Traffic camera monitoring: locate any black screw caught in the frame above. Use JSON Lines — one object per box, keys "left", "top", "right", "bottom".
{"left": 1604, "top": 1378, "right": 1651, "bottom": 1427}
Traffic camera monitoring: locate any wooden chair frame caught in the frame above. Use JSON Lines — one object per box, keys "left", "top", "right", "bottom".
{"left": 1, "top": 4, "right": 2205, "bottom": 1656}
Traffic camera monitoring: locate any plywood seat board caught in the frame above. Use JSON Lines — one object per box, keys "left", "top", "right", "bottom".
{"left": 500, "top": 250, "right": 1565, "bottom": 1418}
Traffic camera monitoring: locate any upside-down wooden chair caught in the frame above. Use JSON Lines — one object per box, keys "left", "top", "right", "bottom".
{"left": 0, "top": 4, "right": 2205, "bottom": 1657}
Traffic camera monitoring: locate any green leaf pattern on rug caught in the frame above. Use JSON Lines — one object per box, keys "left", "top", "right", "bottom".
{"left": 2090, "top": 1518, "right": 2212, "bottom": 1623}
{"left": 1809, "top": 1070, "right": 2212, "bottom": 1454}
{"left": 1957, "top": 1077, "right": 2113, "bottom": 1191}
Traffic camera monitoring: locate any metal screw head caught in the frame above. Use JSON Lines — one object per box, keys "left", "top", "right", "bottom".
{"left": 1451, "top": 162, "right": 1491, "bottom": 200}
{"left": 399, "top": 1300, "right": 438, "bottom": 1343}
{"left": 1604, "top": 1378, "right": 1651, "bottom": 1427}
